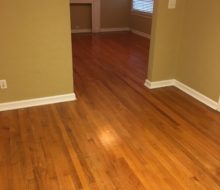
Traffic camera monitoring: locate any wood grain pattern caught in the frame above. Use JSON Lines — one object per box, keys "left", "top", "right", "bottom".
{"left": 0, "top": 32, "right": 220, "bottom": 190}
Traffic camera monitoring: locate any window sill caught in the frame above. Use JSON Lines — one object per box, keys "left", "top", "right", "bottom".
{"left": 131, "top": 11, "right": 152, "bottom": 19}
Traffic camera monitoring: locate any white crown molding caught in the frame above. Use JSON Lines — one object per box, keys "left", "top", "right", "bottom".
{"left": 145, "top": 79, "right": 219, "bottom": 112}
{"left": 131, "top": 29, "right": 151, "bottom": 39}
{"left": 0, "top": 93, "right": 76, "bottom": 112}
{"left": 71, "top": 29, "right": 92, "bottom": 33}
{"left": 100, "top": 28, "right": 130, "bottom": 32}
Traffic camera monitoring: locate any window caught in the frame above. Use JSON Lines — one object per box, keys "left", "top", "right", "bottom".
{"left": 132, "top": 0, "right": 154, "bottom": 14}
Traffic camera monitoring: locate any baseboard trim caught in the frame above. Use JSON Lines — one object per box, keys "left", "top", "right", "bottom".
{"left": 71, "top": 29, "right": 92, "bottom": 33}
{"left": 72, "top": 28, "right": 130, "bottom": 34}
{"left": 71, "top": 28, "right": 150, "bottom": 38}
{"left": 145, "top": 79, "right": 175, "bottom": 89}
{"left": 175, "top": 81, "right": 218, "bottom": 110}
{"left": 131, "top": 29, "right": 151, "bottom": 39}
{"left": 100, "top": 27, "right": 130, "bottom": 32}
{"left": 145, "top": 79, "right": 219, "bottom": 111}
{"left": 217, "top": 97, "right": 220, "bottom": 112}
{"left": 0, "top": 93, "right": 76, "bottom": 112}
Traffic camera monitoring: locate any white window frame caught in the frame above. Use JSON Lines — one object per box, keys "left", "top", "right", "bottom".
{"left": 131, "top": 0, "right": 154, "bottom": 18}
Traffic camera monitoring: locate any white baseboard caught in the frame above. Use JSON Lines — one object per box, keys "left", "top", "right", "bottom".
{"left": 71, "top": 28, "right": 150, "bottom": 38}
{"left": 145, "top": 79, "right": 175, "bottom": 89}
{"left": 131, "top": 29, "right": 151, "bottom": 39}
{"left": 145, "top": 79, "right": 219, "bottom": 112}
{"left": 175, "top": 81, "right": 218, "bottom": 110}
{"left": 72, "top": 28, "right": 130, "bottom": 34}
{"left": 100, "top": 27, "right": 130, "bottom": 32}
{"left": 0, "top": 93, "right": 76, "bottom": 112}
{"left": 72, "top": 29, "right": 92, "bottom": 33}
{"left": 217, "top": 97, "right": 220, "bottom": 112}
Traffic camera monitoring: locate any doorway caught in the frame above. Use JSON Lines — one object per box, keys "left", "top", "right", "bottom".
{"left": 70, "top": 0, "right": 155, "bottom": 96}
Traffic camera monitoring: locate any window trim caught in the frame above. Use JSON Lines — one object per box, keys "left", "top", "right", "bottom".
{"left": 131, "top": 0, "right": 153, "bottom": 18}
{"left": 131, "top": 10, "right": 153, "bottom": 18}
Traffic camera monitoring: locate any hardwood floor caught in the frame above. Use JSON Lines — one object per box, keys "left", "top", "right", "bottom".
{"left": 1, "top": 32, "right": 220, "bottom": 190}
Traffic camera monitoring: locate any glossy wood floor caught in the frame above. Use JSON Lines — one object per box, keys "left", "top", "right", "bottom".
{"left": 1, "top": 32, "right": 220, "bottom": 190}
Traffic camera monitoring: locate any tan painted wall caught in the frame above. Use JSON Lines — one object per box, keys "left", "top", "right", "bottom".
{"left": 70, "top": 0, "right": 130, "bottom": 30}
{"left": 101, "top": 0, "right": 130, "bottom": 28}
{"left": 0, "top": 0, "right": 74, "bottom": 103}
{"left": 148, "top": 0, "right": 220, "bottom": 102}
{"left": 148, "top": 0, "right": 186, "bottom": 81}
{"left": 177, "top": 0, "right": 220, "bottom": 101}
{"left": 130, "top": 15, "right": 152, "bottom": 34}
{"left": 70, "top": 4, "right": 92, "bottom": 30}
{"left": 70, "top": 0, "right": 151, "bottom": 32}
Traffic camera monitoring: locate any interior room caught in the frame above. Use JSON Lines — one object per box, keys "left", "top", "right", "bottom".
{"left": 0, "top": 0, "right": 220, "bottom": 189}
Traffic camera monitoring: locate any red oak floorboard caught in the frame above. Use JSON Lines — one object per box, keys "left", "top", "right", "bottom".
{"left": 0, "top": 32, "right": 219, "bottom": 190}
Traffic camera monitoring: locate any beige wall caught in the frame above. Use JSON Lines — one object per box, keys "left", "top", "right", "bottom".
{"left": 177, "top": 0, "right": 220, "bottom": 101}
{"left": 0, "top": 0, "right": 74, "bottom": 103}
{"left": 70, "top": 0, "right": 130, "bottom": 30}
{"left": 148, "top": 0, "right": 186, "bottom": 81}
{"left": 101, "top": 0, "right": 130, "bottom": 28}
{"left": 130, "top": 15, "right": 152, "bottom": 34}
{"left": 148, "top": 0, "right": 220, "bottom": 102}
{"left": 70, "top": 4, "right": 92, "bottom": 30}
{"left": 70, "top": 0, "right": 152, "bottom": 33}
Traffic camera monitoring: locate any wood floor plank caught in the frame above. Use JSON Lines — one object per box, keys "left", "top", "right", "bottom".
{"left": 0, "top": 32, "right": 220, "bottom": 189}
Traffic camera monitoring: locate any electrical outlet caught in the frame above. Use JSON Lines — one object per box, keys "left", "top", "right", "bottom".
{"left": 0, "top": 80, "right": 7, "bottom": 89}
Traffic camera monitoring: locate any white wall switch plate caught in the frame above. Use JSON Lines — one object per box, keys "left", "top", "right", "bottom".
{"left": 168, "top": 0, "right": 176, "bottom": 9}
{"left": 0, "top": 80, "right": 7, "bottom": 89}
